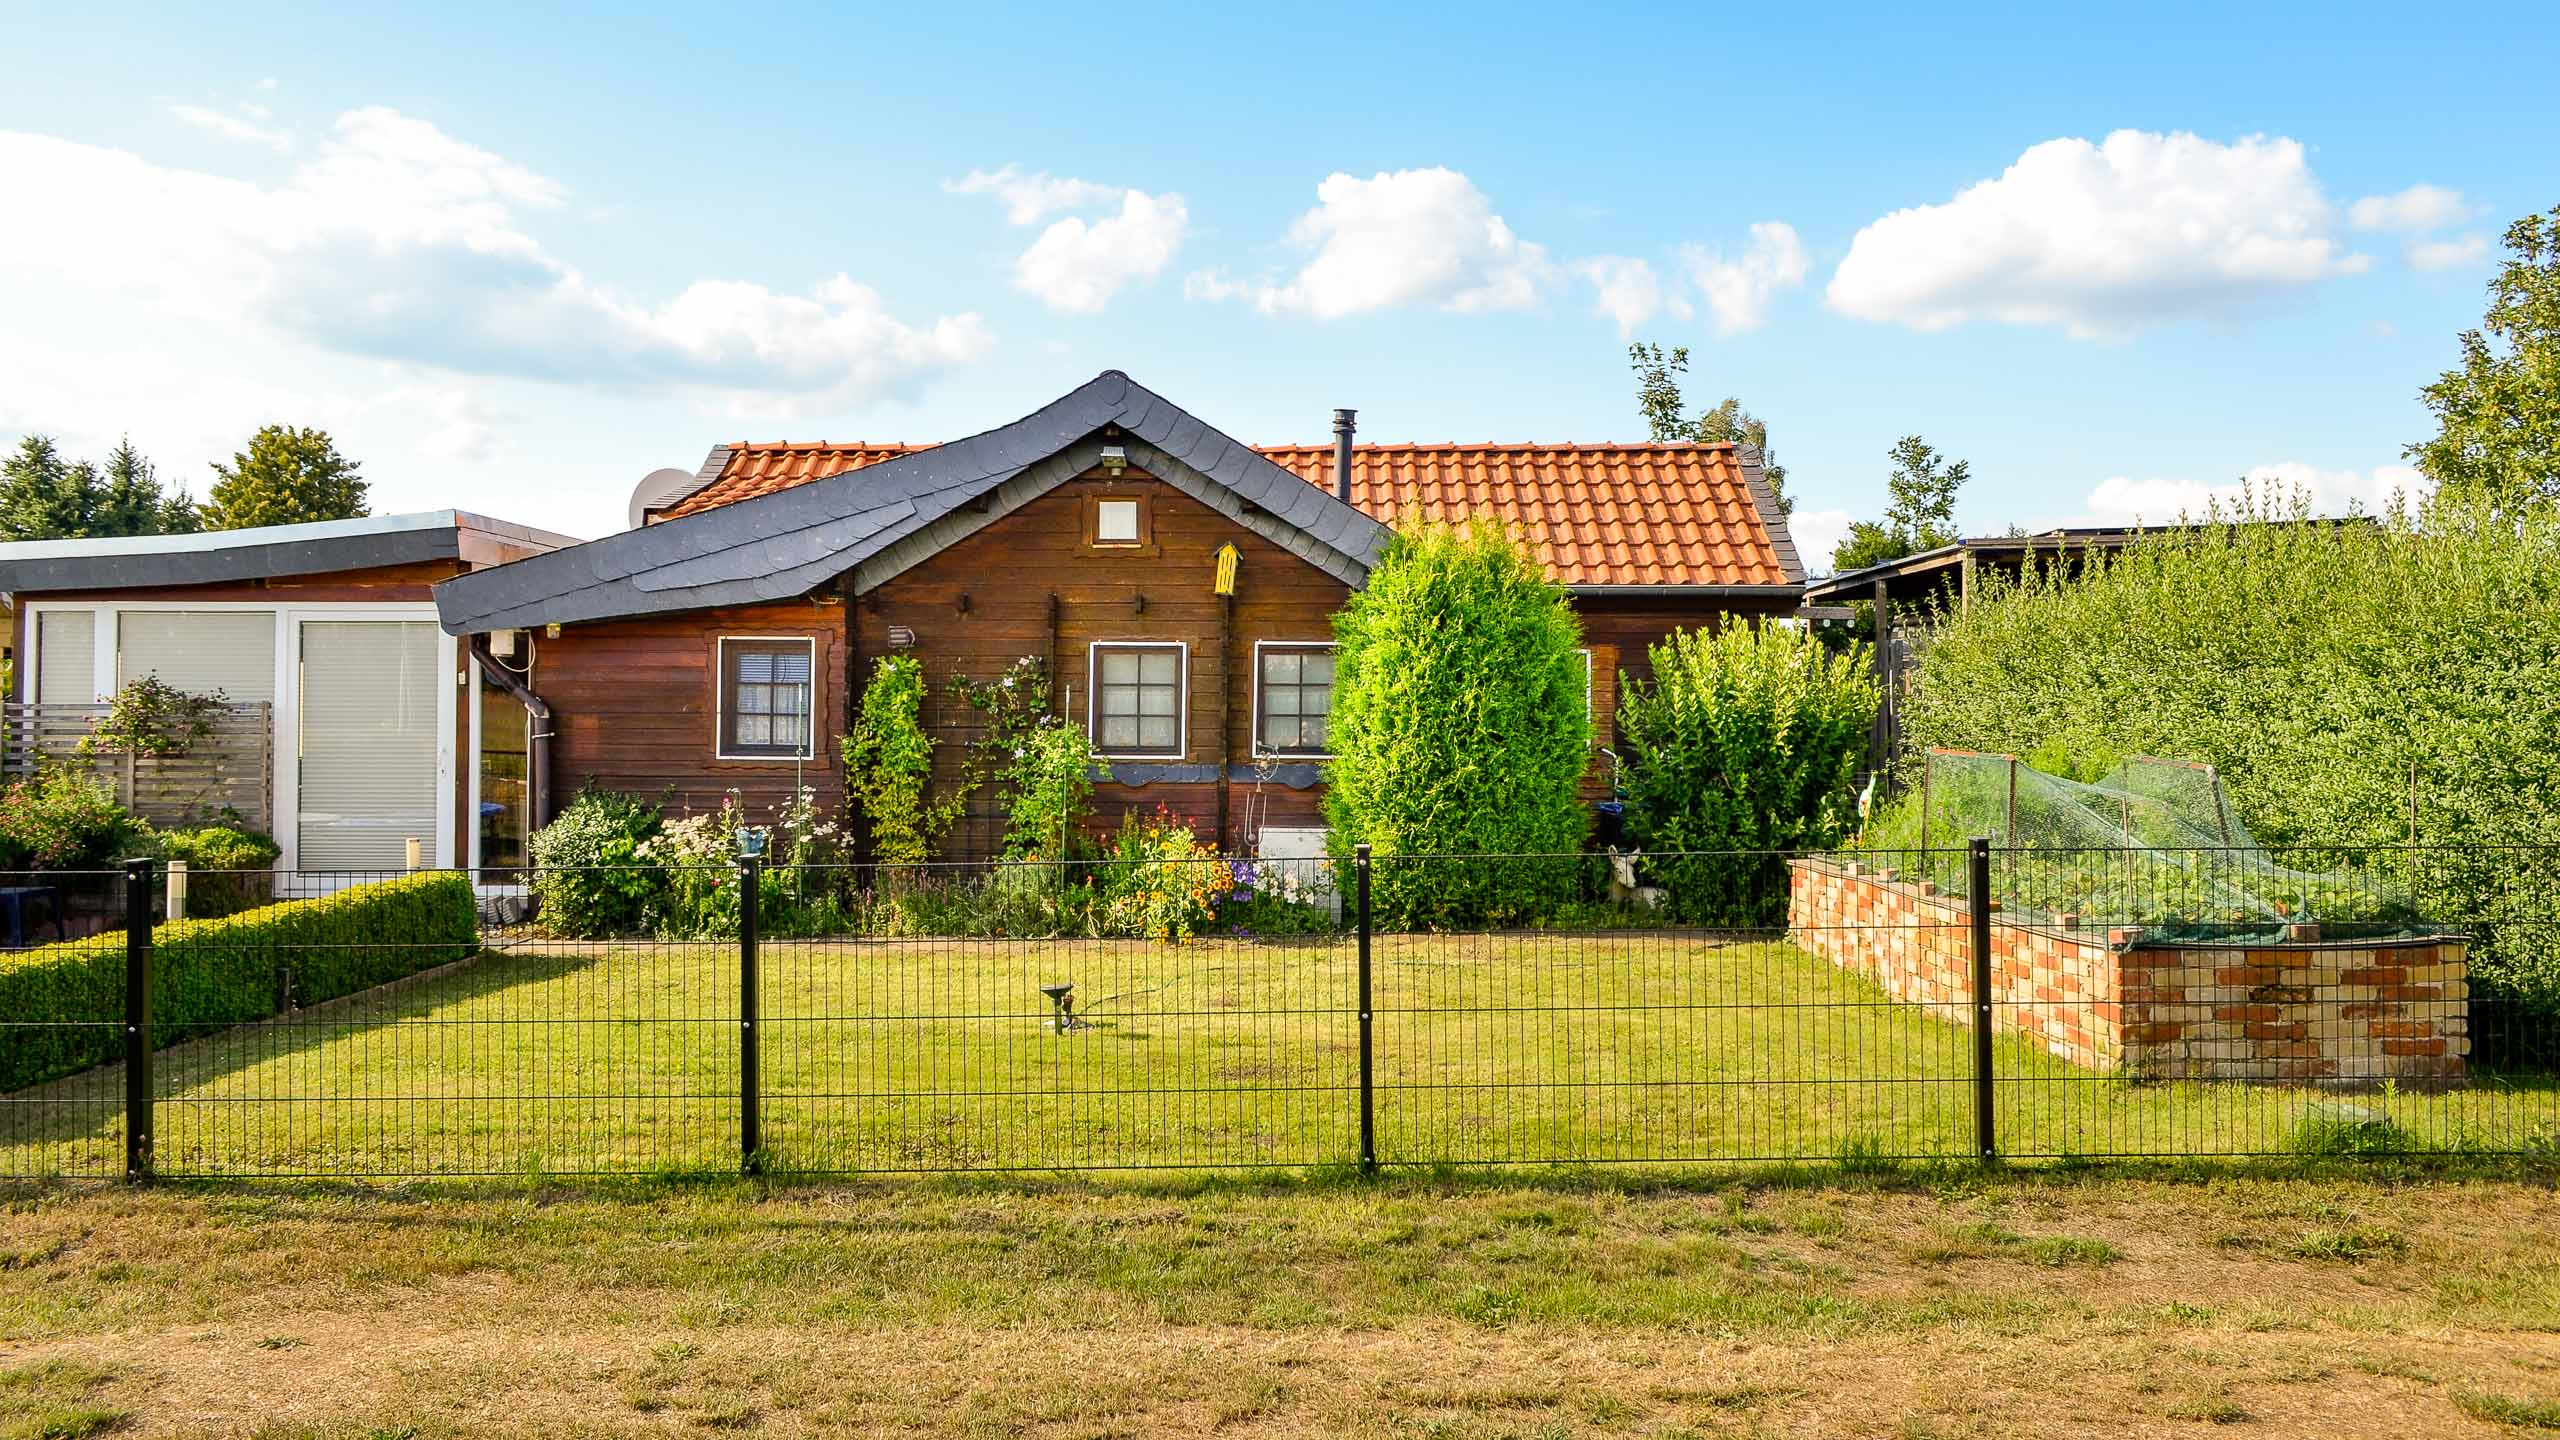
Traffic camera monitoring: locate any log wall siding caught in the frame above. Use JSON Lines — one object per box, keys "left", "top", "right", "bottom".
{"left": 533, "top": 601, "right": 850, "bottom": 823}
{"left": 856, "top": 468, "right": 1350, "bottom": 856}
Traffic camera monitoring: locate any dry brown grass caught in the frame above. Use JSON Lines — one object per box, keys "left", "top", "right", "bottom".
{"left": 3, "top": 1169, "right": 2558, "bottom": 1437}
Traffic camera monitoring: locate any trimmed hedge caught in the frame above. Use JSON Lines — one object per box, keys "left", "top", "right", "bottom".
{"left": 0, "top": 871, "right": 479, "bottom": 1093}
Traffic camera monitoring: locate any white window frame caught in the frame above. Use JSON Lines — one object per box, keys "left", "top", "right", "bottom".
{"left": 714, "top": 634, "right": 820, "bottom": 762}
{"left": 1093, "top": 497, "right": 1142, "bottom": 544}
{"left": 1250, "top": 639, "right": 1337, "bottom": 761}
{"left": 1086, "top": 640, "right": 1189, "bottom": 760}
{"left": 21, "top": 598, "right": 459, "bottom": 875}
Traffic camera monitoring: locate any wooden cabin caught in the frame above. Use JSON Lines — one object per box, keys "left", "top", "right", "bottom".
{"left": 1, "top": 511, "right": 575, "bottom": 877}
{"left": 433, "top": 372, "right": 1805, "bottom": 861}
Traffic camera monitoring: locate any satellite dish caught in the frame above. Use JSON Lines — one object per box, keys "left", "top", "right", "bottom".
{"left": 627, "top": 467, "right": 701, "bottom": 530}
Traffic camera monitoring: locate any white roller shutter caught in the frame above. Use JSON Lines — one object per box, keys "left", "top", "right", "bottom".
{"left": 297, "top": 621, "right": 441, "bottom": 871}
{"left": 34, "top": 611, "right": 97, "bottom": 706}
{"left": 117, "top": 611, "right": 278, "bottom": 702}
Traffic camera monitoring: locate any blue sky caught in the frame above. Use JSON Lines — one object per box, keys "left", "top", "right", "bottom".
{"left": 4, "top": 2, "right": 2553, "bottom": 559}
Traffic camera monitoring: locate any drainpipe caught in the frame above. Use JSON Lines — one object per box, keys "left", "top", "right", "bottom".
{"left": 469, "top": 635, "right": 554, "bottom": 833}
{"left": 1332, "top": 408, "right": 1357, "bottom": 504}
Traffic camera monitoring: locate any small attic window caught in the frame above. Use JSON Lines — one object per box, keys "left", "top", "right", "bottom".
{"left": 1085, "top": 494, "right": 1150, "bottom": 549}
{"left": 1096, "top": 499, "right": 1140, "bottom": 544}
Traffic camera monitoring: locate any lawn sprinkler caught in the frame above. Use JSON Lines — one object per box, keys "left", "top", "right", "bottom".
{"left": 1039, "top": 982, "right": 1090, "bottom": 1034}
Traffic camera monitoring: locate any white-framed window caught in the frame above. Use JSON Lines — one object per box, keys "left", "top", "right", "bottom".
{"left": 1252, "top": 640, "right": 1335, "bottom": 758}
{"left": 1095, "top": 498, "right": 1141, "bottom": 544}
{"left": 717, "top": 636, "right": 817, "bottom": 760}
{"left": 1087, "top": 641, "right": 1187, "bottom": 758}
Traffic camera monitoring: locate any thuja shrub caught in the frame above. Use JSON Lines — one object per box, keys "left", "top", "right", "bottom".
{"left": 1900, "top": 494, "right": 2560, "bottom": 1042}
{"left": 1323, "top": 521, "right": 1591, "bottom": 927}
{"left": 1619, "top": 621, "right": 1878, "bottom": 925}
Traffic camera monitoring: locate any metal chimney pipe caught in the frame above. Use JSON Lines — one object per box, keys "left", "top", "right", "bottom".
{"left": 1332, "top": 408, "right": 1357, "bottom": 504}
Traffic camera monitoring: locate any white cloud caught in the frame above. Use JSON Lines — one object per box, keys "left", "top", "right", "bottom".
{"left": 2408, "top": 234, "right": 2491, "bottom": 271}
{"left": 1009, "top": 190, "right": 1189, "bottom": 314}
{"left": 1, "top": 110, "right": 990, "bottom": 411}
{"left": 168, "top": 102, "right": 292, "bottom": 151}
{"left": 1827, "top": 131, "right": 2367, "bottom": 339}
{"left": 1679, "top": 222, "right": 1809, "bottom": 334}
{"left": 948, "top": 165, "right": 1188, "bottom": 312}
{"left": 1573, "top": 255, "right": 1684, "bottom": 338}
{"left": 1192, "top": 167, "right": 1554, "bottom": 319}
{"left": 944, "top": 165, "right": 1119, "bottom": 225}
{"left": 1786, "top": 507, "right": 1854, "bottom": 575}
{"left": 2349, "top": 183, "right": 2470, "bottom": 233}
{"left": 2079, "top": 461, "right": 2430, "bottom": 524}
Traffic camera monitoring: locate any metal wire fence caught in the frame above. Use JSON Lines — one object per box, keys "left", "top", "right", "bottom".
{"left": 1, "top": 844, "right": 2553, "bottom": 1179}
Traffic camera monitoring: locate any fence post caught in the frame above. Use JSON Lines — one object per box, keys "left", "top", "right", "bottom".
{"left": 1355, "top": 843, "right": 1376, "bottom": 1175}
{"left": 1968, "top": 836, "right": 1997, "bottom": 1164}
{"left": 123, "top": 856, "right": 155, "bottom": 1184}
{"left": 739, "top": 852, "right": 764, "bottom": 1175}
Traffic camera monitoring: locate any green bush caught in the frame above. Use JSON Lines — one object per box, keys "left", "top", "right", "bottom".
{"left": 158, "top": 825, "right": 282, "bottom": 920}
{"left": 1000, "top": 721, "right": 1096, "bottom": 861}
{"left": 0, "top": 871, "right": 478, "bottom": 1092}
{"left": 1323, "top": 521, "right": 1592, "bottom": 926}
{"left": 843, "top": 655, "right": 950, "bottom": 865}
{"left": 0, "top": 769, "right": 141, "bottom": 871}
{"left": 528, "top": 786, "right": 665, "bottom": 938}
{"left": 1618, "top": 621, "right": 1878, "bottom": 925}
{"left": 1898, "top": 496, "right": 2560, "bottom": 1037}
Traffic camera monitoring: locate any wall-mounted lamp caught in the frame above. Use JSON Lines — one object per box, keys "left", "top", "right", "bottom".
{"left": 1100, "top": 444, "right": 1128, "bottom": 475}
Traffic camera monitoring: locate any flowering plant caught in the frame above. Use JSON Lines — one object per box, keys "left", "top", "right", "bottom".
{"left": 1095, "top": 808, "right": 1233, "bottom": 942}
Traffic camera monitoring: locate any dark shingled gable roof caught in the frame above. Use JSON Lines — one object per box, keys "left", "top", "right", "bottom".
{"left": 433, "top": 371, "right": 1395, "bottom": 635}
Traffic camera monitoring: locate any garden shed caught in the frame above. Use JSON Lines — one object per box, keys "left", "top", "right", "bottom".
{"left": 1, "top": 511, "right": 575, "bottom": 879}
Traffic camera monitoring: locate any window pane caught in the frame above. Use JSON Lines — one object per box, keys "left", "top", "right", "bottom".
{"left": 775, "top": 713, "right": 804, "bottom": 746}
{"left": 738, "top": 714, "right": 770, "bottom": 745}
{"left": 1139, "top": 686, "right": 1176, "bottom": 717}
{"left": 1096, "top": 499, "right": 1139, "bottom": 543}
{"left": 736, "top": 652, "right": 774, "bottom": 684}
{"left": 1264, "top": 651, "right": 1299, "bottom": 685}
{"left": 1102, "top": 651, "right": 1139, "bottom": 686}
{"left": 1102, "top": 685, "right": 1139, "bottom": 718}
{"left": 1268, "top": 687, "right": 1298, "bottom": 717}
{"left": 1262, "top": 715, "right": 1290, "bottom": 748}
{"left": 1304, "top": 715, "right": 1327, "bottom": 749}
{"left": 772, "top": 652, "right": 811, "bottom": 683}
{"left": 738, "top": 685, "right": 770, "bottom": 715}
{"left": 1139, "top": 716, "right": 1175, "bottom": 748}
{"left": 1140, "top": 650, "right": 1178, "bottom": 684}
{"left": 1307, "top": 687, "right": 1330, "bottom": 716}
{"left": 1304, "top": 652, "right": 1333, "bottom": 685}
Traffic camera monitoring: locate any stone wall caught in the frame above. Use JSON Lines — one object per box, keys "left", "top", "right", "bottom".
{"left": 1786, "top": 858, "right": 2468, "bottom": 1084}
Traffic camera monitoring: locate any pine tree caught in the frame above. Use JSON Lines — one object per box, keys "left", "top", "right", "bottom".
{"left": 200, "top": 425, "right": 369, "bottom": 530}
{"left": 0, "top": 436, "right": 88, "bottom": 541}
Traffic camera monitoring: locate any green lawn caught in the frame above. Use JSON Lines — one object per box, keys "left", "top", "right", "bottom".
{"left": 3, "top": 930, "right": 2554, "bottom": 1178}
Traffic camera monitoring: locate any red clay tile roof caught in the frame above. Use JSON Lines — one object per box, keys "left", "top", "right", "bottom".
{"left": 659, "top": 440, "right": 1799, "bottom": 588}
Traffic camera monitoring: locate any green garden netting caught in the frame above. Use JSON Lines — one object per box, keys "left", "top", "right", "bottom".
{"left": 1911, "top": 750, "right": 2426, "bottom": 941}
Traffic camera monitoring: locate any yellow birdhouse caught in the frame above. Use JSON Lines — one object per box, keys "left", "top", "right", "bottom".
{"left": 1212, "top": 542, "right": 1240, "bottom": 596}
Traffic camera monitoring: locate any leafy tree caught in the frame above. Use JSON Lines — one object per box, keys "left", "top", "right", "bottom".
{"left": 1831, "top": 435, "right": 1969, "bottom": 574}
{"left": 201, "top": 425, "right": 369, "bottom": 530}
{"left": 0, "top": 434, "right": 196, "bottom": 540}
{"left": 1618, "top": 621, "right": 1879, "bottom": 925}
{"left": 842, "top": 655, "right": 954, "bottom": 866}
{"left": 1628, "top": 342, "right": 1791, "bottom": 513}
{"left": 1322, "top": 521, "right": 1591, "bottom": 926}
{"left": 2409, "top": 204, "right": 2560, "bottom": 514}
